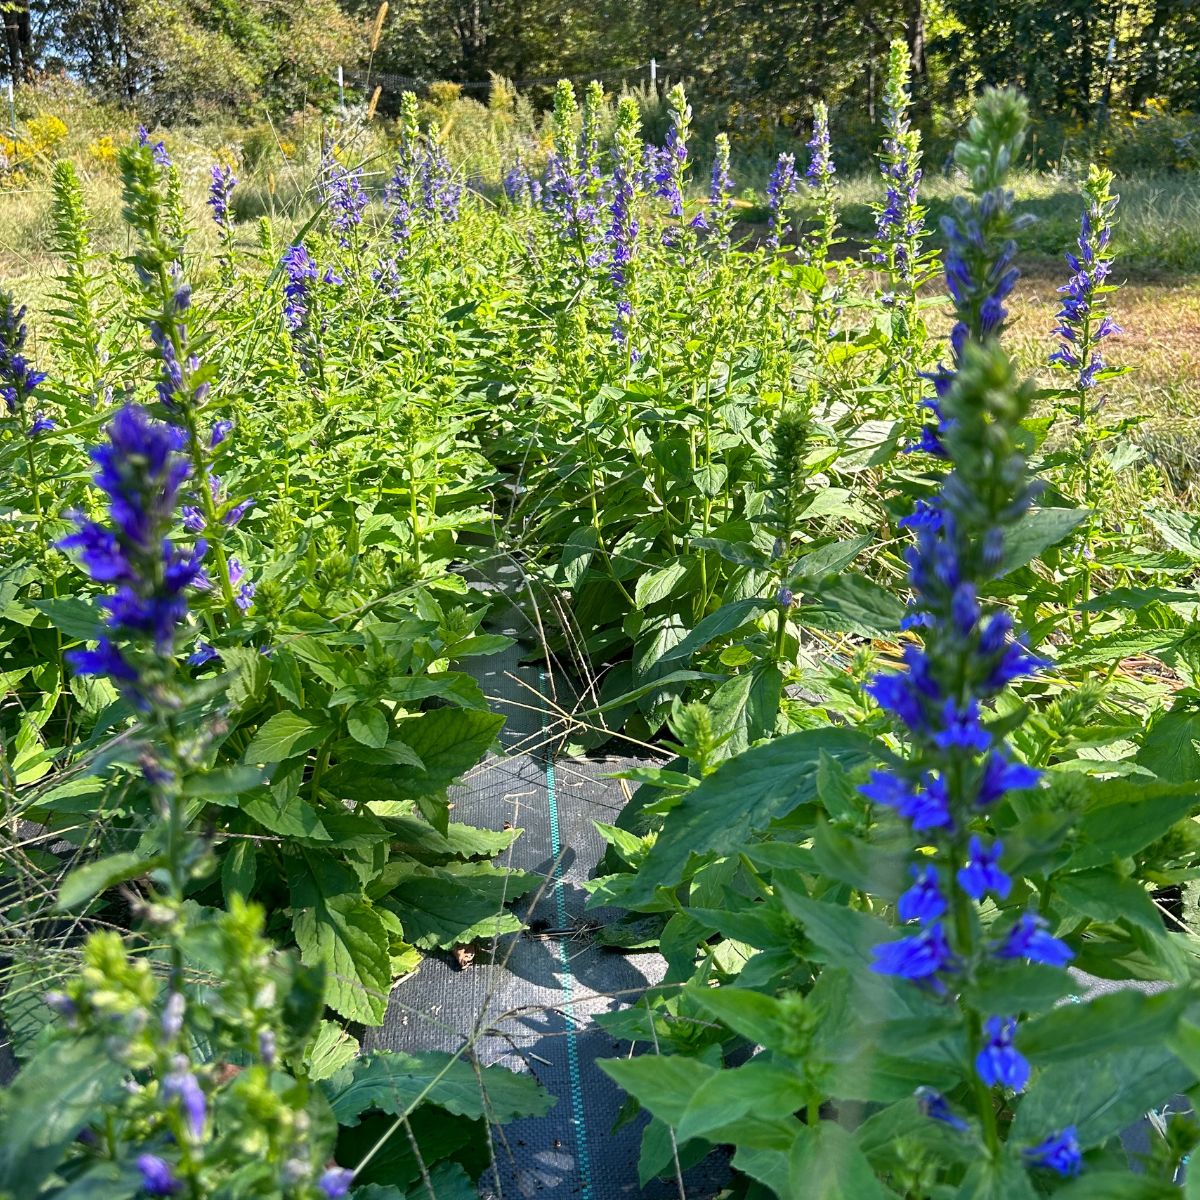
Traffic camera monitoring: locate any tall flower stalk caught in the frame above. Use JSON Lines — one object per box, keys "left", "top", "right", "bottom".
{"left": 607, "top": 97, "right": 642, "bottom": 346}
{"left": 871, "top": 39, "right": 935, "bottom": 414}
{"left": 652, "top": 83, "right": 692, "bottom": 242}
{"left": 119, "top": 139, "right": 242, "bottom": 619}
{"left": 1049, "top": 165, "right": 1126, "bottom": 633}
{"left": 864, "top": 92, "right": 1080, "bottom": 1180}
{"left": 704, "top": 132, "right": 735, "bottom": 250}
{"left": 1, "top": 288, "right": 52, "bottom": 537}
{"left": 208, "top": 161, "right": 238, "bottom": 278}
{"left": 802, "top": 101, "right": 837, "bottom": 264}
{"left": 544, "top": 79, "right": 604, "bottom": 271}
{"left": 914, "top": 90, "right": 1030, "bottom": 456}
{"left": 766, "top": 152, "right": 797, "bottom": 251}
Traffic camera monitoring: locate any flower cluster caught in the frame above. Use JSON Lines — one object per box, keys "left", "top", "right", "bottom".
{"left": 1049, "top": 164, "right": 1120, "bottom": 392}
{"left": 805, "top": 102, "right": 835, "bottom": 188}
{"left": 703, "top": 133, "right": 735, "bottom": 249}
{"left": 766, "top": 152, "right": 797, "bottom": 251}
{"left": 801, "top": 101, "right": 838, "bottom": 264}
{"left": 0, "top": 289, "right": 52, "bottom": 437}
{"left": 862, "top": 93, "right": 1080, "bottom": 1179}
{"left": 321, "top": 154, "right": 368, "bottom": 249}
{"left": 914, "top": 90, "right": 1030, "bottom": 456}
{"left": 282, "top": 243, "right": 317, "bottom": 334}
{"left": 651, "top": 84, "right": 691, "bottom": 223}
{"left": 872, "top": 40, "right": 925, "bottom": 282}
{"left": 607, "top": 97, "right": 642, "bottom": 344}
{"left": 420, "top": 140, "right": 463, "bottom": 225}
{"left": 59, "top": 405, "right": 205, "bottom": 707}
{"left": 503, "top": 154, "right": 541, "bottom": 206}
{"left": 207, "top": 162, "right": 237, "bottom": 230}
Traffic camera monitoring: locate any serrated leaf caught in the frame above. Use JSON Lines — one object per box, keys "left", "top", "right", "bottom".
{"left": 347, "top": 705, "right": 389, "bottom": 748}
{"left": 323, "top": 1050, "right": 554, "bottom": 1127}
{"left": 244, "top": 711, "right": 332, "bottom": 763}
{"left": 56, "top": 852, "right": 164, "bottom": 911}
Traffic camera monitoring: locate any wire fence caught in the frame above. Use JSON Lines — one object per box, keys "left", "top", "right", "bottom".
{"left": 343, "top": 60, "right": 681, "bottom": 98}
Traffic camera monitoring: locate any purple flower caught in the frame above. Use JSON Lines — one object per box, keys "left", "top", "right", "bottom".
{"left": 209, "top": 419, "right": 232, "bottom": 448}
{"left": 933, "top": 699, "right": 991, "bottom": 752}
{"left": 0, "top": 290, "right": 47, "bottom": 416}
{"left": 1023, "top": 1126, "right": 1082, "bottom": 1176}
{"left": 975, "top": 1015, "right": 1029, "bottom": 1091}
{"left": 228, "top": 558, "right": 255, "bottom": 611}
{"left": 207, "top": 163, "right": 237, "bottom": 230}
{"left": 59, "top": 405, "right": 203, "bottom": 702}
{"left": 897, "top": 864, "right": 947, "bottom": 923}
{"left": 805, "top": 104, "right": 835, "bottom": 187}
{"left": 188, "top": 640, "right": 218, "bottom": 666}
{"left": 957, "top": 836, "right": 1011, "bottom": 900}
{"left": 871, "top": 921, "right": 955, "bottom": 980}
{"left": 914, "top": 1086, "right": 968, "bottom": 1132}
{"left": 136, "top": 1153, "right": 180, "bottom": 1196}
{"left": 766, "top": 153, "right": 797, "bottom": 251}
{"left": 281, "top": 244, "right": 317, "bottom": 333}
{"left": 321, "top": 155, "right": 368, "bottom": 248}
{"left": 163, "top": 1066, "right": 206, "bottom": 1141}
{"left": 978, "top": 752, "right": 1040, "bottom": 806}
{"left": 319, "top": 1167, "right": 355, "bottom": 1198}
{"left": 28, "top": 412, "right": 55, "bottom": 437}
{"left": 222, "top": 497, "right": 255, "bottom": 527}
{"left": 995, "top": 912, "right": 1074, "bottom": 967}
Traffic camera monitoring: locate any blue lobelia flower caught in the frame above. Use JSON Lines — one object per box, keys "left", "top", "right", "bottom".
{"left": 1050, "top": 165, "right": 1120, "bottom": 394}
{"left": 872, "top": 920, "right": 955, "bottom": 980}
{"left": 705, "top": 133, "right": 735, "bottom": 249}
{"left": 162, "top": 1062, "right": 206, "bottom": 1141}
{"left": 957, "top": 836, "right": 1011, "bottom": 901}
{"left": 207, "top": 163, "right": 237, "bottom": 230}
{"left": 915, "top": 1086, "right": 969, "bottom": 1132}
{"left": 766, "top": 153, "right": 797, "bottom": 251}
{"left": 1023, "top": 1126, "right": 1082, "bottom": 1176}
{"left": 136, "top": 1153, "right": 180, "bottom": 1196}
{"left": 995, "top": 912, "right": 1074, "bottom": 968}
{"left": 59, "top": 405, "right": 205, "bottom": 706}
{"left": 319, "top": 1166, "right": 355, "bottom": 1198}
{"left": 897, "top": 864, "right": 947, "bottom": 923}
{"left": 607, "top": 97, "right": 643, "bottom": 344}
{"left": 321, "top": 153, "right": 368, "bottom": 248}
{"left": 0, "top": 290, "right": 49, "bottom": 429}
{"left": 975, "top": 1015, "right": 1029, "bottom": 1091}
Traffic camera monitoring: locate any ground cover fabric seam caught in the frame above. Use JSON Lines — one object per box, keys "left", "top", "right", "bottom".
{"left": 541, "top": 668, "right": 596, "bottom": 1200}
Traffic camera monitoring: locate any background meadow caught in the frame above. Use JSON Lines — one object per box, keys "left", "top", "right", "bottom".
{"left": 3, "top": 5, "right": 1200, "bottom": 1198}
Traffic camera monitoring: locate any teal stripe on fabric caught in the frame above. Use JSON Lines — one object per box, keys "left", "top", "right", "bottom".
{"left": 541, "top": 674, "right": 594, "bottom": 1200}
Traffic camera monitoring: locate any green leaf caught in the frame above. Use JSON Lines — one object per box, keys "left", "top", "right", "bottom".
{"left": 656, "top": 598, "right": 773, "bottom": 666}
{"left": 348, "top": 705, "right": 390, "bottom": 749}
{"left": 776, "top": 892, "right": 894, "bottom": 972}
{"left": 244, "top": 710, "right": 332, "bottom": 763}
{"left": 221, "top": 838, "right": 256, "bottom": 903}
{"left": 182, "top": 765, "right": 267, "bottom": 798}
{"left": 330, "top": 708, "right": 503, "bottom": 807}
{"left": 1054, "top": 867, "right": 1164, "bottom": 935}
{"left": 961, "top": 963, "right": 1077, "bottom": 1015}
{"left": 560, "top": 525, "right": 598, "bottom": 589}
{"left": 635, "top": 557, "right": 696, "bottom": 609}
{"left": 240, "top": 789, "right": 331, "bottom": 841}
{"left": 1018, "top": 986, "right": 1188, "bottom": 1065}
{"left": 998, "top": 508, "right": 1089, "bottom": 576}
{"left": 1013, "top": 1041, "right": 1193, "bottom": 1146}
{"left": 600, "top": 1055, "right": 717, "bottom": 1127}
{"left": 29, "top": 597, "right": 103, "bottom": 640}
{"left": 304, "top": 1020, "right": 360, "bottom": 1082}
{"left": 675, "top": 1059, "right": 809, "bottom": 1146}
{"left": 0, "top": 1034, "right": 126, "bottom": 1192}
{"left": 289, "top": 855, "right": 392, "bottom": 1025}
{"left": 787, "top": 1123, "right": 897, "bottom": 1200}
{"left": 56, "top": 852, "right": 163, "bottom": 911}
{"left": 324, "top": 1050, "right": 553, "bottom": 1126}
{"left": 617, "top": 728, "right": 879, "bottom": 905}
{"left": 1137, "top": 707, "right": 1200, "bottom": 783}
{"left": 1144, "top": 505, "right": 1200, "bottom": 560}
{"left": 383, "top": 869, "right": 536, "bottom": 948}
{"left": 788, "top": 535, "right": 874, "bottom": 584}
{"left": 805, "top": 573, "right": 905, "bottom": 636}
{"left": 1070, "top": 777, "right": 1200, "bottom": 867}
